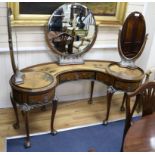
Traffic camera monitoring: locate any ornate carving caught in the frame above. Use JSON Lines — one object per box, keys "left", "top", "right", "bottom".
{"left": 107, "top": 86, "right": 116, "bottom": 94}
{"left": 18, "top": 103, "right": 31, "bottom": 112}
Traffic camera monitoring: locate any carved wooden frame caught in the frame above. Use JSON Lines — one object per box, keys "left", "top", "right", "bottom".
{"left": 8, "top": 2, "right": 127, "bottom": 26}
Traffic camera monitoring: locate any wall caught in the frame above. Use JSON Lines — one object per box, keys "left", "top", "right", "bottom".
{"left": 0, "top": 2, "right": 146, "bottom": 108}
{"left": 143, "top": 3, "right": 155, "bottom": 70}
{"left": 141, "top": 3, "right": 155, "bottom": 80}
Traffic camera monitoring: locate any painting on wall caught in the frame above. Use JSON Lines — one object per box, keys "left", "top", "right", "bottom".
{"left": 8, "top": 2, "right": 127, "bottom": 26}
{"left": 83, "top": 2, "right": 117, "bottom": 16}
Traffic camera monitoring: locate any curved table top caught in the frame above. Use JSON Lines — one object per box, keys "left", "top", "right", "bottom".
{"left": 17, "top": 72, "right": 54, "bottom": 89}
{"left": 10, "top": 60, "right": 144, "bottom": 92}
{"left": 107, "top": 63, "right": 144, "bottom": 80}
{"left": 124, "top": 113, "right": 155, "bottom": 152}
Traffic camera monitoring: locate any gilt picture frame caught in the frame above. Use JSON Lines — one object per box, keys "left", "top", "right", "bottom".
{"left": 8, "top": 2, "right": 127, "bottom": 26}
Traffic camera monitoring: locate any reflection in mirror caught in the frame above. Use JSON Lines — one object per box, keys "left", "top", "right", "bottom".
{"left": 46, "top": 3, "right": 97, "bottom": 64}
{"left": 118, "top": 11, "right": 148, "bottom": 68}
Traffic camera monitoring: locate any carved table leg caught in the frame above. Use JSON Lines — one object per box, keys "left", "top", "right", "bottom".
{"left": 22, "top": 110, "right": 31, "bottom": 148}
{"left": 51, "top": 98, "right": 58, "bottom": 135}
{"left": 103, "top": 86, "right": 115, "bottom": 125}
{"left": 88, "top": 80, "right": 94, "bottom": 104}
{"left": 10, "top": 93, "right": 20, "bottom": 129}
{"left": 120, "top": 93, "right": 127, "bottom": 112}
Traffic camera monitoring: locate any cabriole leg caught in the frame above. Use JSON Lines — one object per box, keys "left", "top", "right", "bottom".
{"left": 103, "top": 86, "right": 115, "bottom": 125}
{"left": 10, "top": 93, "right": 20, "bottom": 129}
{"left": 88, "top": 80, "right": 95, "bottom": 104}
{"left": 120, "top": 93, "right": 127, "bottom": 112}
{"left": 51, "top": 98, "right": 58, "bottom": 135}
{"left": 22, "top": 110, "right": 31, "bottom": 148}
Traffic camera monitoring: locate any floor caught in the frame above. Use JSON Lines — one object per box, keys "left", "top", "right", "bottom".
{"left": 0, "top": 93, "right": 132, "bottom": 151}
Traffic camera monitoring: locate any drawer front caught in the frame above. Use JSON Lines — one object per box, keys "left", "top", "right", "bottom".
{"left": 59, "top": 71, "right": 95, "bottom": 83}
{"left": 12, "top": 89, "right": 55, "bottom": 105}
{"left": 78, "top": 71, "right": 95, "bottom": 79}
{"left": 59, "top": 72, "right": 79, "bottom": 83}
{"left": 28, "top": 90, "right": 55, "bottom": 104}
{"left": 114, "top": 80, "right": 140, "bottom": 92}
{"left": 96, "top": 72, "right": 114, "bottom": 86}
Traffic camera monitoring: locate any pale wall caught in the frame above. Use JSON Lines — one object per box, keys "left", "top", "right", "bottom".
{"left": 0, "top": 2, "right": 147, "bottom": 108}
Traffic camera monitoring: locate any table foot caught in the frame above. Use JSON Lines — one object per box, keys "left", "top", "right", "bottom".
{"left": 51, "top": 129, "right": 58, "bottom": 136}
{"left": 103, "top": 120, "right": 108, "bottom": 125}
{"left": 24, "top": 140, "right": 31, "bottom": 148}
{"left": 13, "top": 122, "right": 20, "bottom": 129}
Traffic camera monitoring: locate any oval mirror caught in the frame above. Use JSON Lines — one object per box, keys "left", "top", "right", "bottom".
{"left": 119, "top": 11, "right": 146, "bottom": 60}
{"left": 46, "top": 3, "right": 97, "bottom": 57}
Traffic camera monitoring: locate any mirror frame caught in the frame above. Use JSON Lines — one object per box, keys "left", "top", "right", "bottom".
{"left": 118, "top": 11, "right": 148, "bottom": 61}
{"left": 8, "top": 2, "right": 127, "bottom": 26}
{"left": 117, "top": 11, "right": 148, "bottom": 68}
{"left": 45, "top": 3, "right": 98, "bottom": 57}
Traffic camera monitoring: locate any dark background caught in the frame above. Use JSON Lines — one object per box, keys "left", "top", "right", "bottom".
{"left": 20, "top": 2, "right": 64, "bottom": 14}
{"left": 19, "top": 2, "right": 117, "bottom": 16}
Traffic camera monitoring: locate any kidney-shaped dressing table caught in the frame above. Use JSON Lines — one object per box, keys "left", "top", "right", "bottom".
{"left": 8, "top": 4, "right": 147, "bottom": 148}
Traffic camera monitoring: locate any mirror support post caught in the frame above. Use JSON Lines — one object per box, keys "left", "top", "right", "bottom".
{"left": 7, "top": 8, "right": 25, "bottom": 84}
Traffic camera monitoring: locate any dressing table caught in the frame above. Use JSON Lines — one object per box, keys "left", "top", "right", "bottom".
{"left": 8, "top": 4, "right": 147, "bottom": 148}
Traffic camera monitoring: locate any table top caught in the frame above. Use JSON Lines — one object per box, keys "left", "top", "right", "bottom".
{"left": 124, "top": 113, "right": 155, "bottom": 152}
{"left": 18, "top": 71, "right": 54, "bottom": 89}
{"left": 10, "top": 60, "right": 144, "bottom": 92}
{"left": 107, "top": 63, "right": 144, "bottom": 80}
{"left": 23, "top": 60, "right": 144, "bottom": 80}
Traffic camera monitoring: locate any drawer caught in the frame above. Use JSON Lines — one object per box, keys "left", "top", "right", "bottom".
{"left": 96, "top": 72, "right": 114, "bottom": 85}
{"left": 114, "top": 80, "right": 140, "bottom": 92}
{"left": 28, "top": 90, "right": 55, "bottom": 104}
{"left": 12, "top": 89, "right": 55, "bottom": 105}
{"left": 59, "top": 71, "right": 95, "bottom": 83}
{"left": 59, "top": 72, "right": 79, "bottom": 83}
{"left": 77, "top": 71, "right": 95, "bottom": 79}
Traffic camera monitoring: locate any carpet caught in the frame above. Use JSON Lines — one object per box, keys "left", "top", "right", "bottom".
{"left": 7, "top": 119, "right": 126, "bottom": 152}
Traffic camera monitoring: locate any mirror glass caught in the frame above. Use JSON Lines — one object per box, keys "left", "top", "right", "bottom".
{"left": 120, "top": 11, "right": 146, "bottom": 59}
{"left": 46, "top": 3, "right": 97, "bottom": 56}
